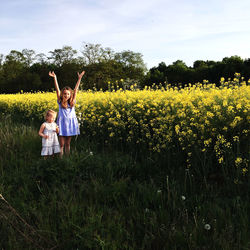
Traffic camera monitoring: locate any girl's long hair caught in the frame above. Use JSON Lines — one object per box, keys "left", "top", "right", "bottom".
{"left": 59, "top": 86, "right": 74, "bottom": 109}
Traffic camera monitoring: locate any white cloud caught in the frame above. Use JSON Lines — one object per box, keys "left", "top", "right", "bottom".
{"left": 1, "top": 0, "right": 250, "bottom": 68}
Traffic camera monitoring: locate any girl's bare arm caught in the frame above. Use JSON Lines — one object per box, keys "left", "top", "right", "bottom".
{"left": 49, "top": 71, "right": 60, "bottom": 101}
{"left": 56, "top": 125, "right": 59, "bottom": 134}
{"left": 72, "top": 71, "right": 85, "bottom": 103}
{"left": 38, "top": 123, "right": 48, "bottom": 139}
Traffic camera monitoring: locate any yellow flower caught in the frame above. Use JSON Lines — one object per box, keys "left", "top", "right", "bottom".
{"left": 235, "top": 157, "right": 242, "bottom": 167}
{"left": 233, "top": 136, "right": 239, "bottom": 142}
{"left": 175, "top": 125, "right": 180, "bottom": 134}
{"left": 109, "top": 132, "right": 115, "bottom": 137}
{"left": 242, "top": 168, "right": 248, "bottom": 175}
{"left": 218, "top": 157, "right": 224, "bottom": 164}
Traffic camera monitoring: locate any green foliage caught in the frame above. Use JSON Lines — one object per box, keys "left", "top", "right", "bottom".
{"left": 1, "top": 43, "right": 250, "bottom": 93}
{"left": 0, "top": 116, "right": 249, "bottom": 249}
{"left": 0, "top": 43, "right": 147, "bottom": 93}
{"left": 142, "top": 56, "right": 250, "bottom": 88}
{"left": 49, "top": 46, "right": 78, "bottom": 67}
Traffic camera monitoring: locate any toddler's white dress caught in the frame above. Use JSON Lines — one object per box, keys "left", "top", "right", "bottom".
{"left": 41, "top": 122, "right": 61, "bottom": 156}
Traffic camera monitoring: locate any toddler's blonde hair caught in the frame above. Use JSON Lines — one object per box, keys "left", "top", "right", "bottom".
{"left": 44, "top": 109, "right": 57, "bottom": 121}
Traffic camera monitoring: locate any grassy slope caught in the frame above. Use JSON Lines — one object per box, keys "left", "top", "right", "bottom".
{"left": 0, "top": 117, "right": 249, "bottom": 250}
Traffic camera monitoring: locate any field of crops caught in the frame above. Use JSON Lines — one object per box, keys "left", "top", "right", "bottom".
{"left": 0, "top": 78, "right": 249, "bottom": 174}
{"left": 0, "top": 75, "right": 249, "bottom": 249}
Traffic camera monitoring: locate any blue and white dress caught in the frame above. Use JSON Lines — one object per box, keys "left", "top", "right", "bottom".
{"left": 41, "top": 122, "right": 61, "bottom": 156}
{"left": 57, "top": 100, "right": 80, "bottom": 136}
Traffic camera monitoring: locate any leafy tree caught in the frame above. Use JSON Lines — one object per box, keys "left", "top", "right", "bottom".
{"left": 0, "top": 54, "right": 4, "bottom": 67}
{"left": 0, "top": 54, "right": 4, "bottom": 91}
{"left": 192, "top": 60, "right": 209, "bottom": 82}
{"left": 49, "top": 46, "right": 77, "bottom": 66}
{"left": 142, "top": 62, "right": 167, "bottom": 86}
{"left": 56, "top": 62, "right": 82, "bottom": 90}
{"left": 1, "top": 50, "right": 45, "bottom": 93}
{"left": 3, "top": 50, "right": 26, "bottom": 84}
{"left": 114, "top": 50, "right": 147, "bottom": 73}
{"left": 143, "top": 69, "right": 165, "bottom": 86}
{"left": 80, "top": 42, "right": 115, "bottom": 64}
{"left": 221, "top": 56, "right": 244, "bottom": 78}
{"left": 242, "top": 58, "right": 250, "bottom": 79}
{"left": 5, "top": 50, "right": 26, "bottom": 64}
{"left": 1, "top": 43, "right": 250, "bottom": 93}
{"left": 30, "top": 62, "right": 53, "bottom": 91}
{"left": 193, "top": 60, "right": 207, "bottom": 69}
{"left": 157, "top": 62, "right": 167, "bottom": 74}
{"left": 35, "top": 53, "right": 48, "bottom": 64}
{"left": 84, "top": 60, "right": 124, "bottom": 90}
{"left": 80, "top": 43, "right": 146, "bottom": 89}
{"left": 165, "top": 60, "right": 189, "bottom": 85}
{"left": 22, "top": 49, "right": 36, "bottom": 66}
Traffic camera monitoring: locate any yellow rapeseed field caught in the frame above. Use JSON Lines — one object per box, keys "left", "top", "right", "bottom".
{"left": 0, "top": 76, "right": 249, "bottom": 174}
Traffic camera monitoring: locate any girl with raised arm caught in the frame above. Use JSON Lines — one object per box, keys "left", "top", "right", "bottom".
{"left": 48, "top": 70, "right": 85, "bottom": 156}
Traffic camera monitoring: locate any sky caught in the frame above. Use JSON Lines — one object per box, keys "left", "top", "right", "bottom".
{"left": 1, "top": 0, "right": 250, "bottom": 69}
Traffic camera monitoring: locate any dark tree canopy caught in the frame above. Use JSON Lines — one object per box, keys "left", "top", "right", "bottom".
{"left": 142, "top": 55, "right": 250, "bottom": 88}
{"left": 0, "top": 43, "right": 249, "bottom": 93}
{"left": 0, "top": 43, "right": 147, "bottom": 93}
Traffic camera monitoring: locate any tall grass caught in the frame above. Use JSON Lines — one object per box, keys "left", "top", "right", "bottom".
{"left": 0, "top": 116, "right": 249, "bottom": 249}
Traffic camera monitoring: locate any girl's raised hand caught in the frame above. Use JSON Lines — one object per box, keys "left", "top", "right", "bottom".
{"left": 77, "top": 71, "right": 85, "bottom": 79}
{"left": 49, "top": 71, "right": 56, "bottom": 78}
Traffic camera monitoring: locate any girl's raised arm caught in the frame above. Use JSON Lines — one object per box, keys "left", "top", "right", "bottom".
{"left": 49, "top": 71, "right": 60, "bottom": 101}
{"left": 72, "top": 71, "right": 85, "bottom": 103}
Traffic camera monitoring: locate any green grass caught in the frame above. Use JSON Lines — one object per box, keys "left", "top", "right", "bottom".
{"left": 0, "top": 116, "right": 249, "bottom": 250}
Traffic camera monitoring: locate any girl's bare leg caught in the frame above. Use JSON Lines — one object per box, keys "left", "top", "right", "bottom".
{"left": 65, "top": 136, "right": 72, "bottom": 155}
{"left": 59, "top": 136, "right": 65, "bottom": 156}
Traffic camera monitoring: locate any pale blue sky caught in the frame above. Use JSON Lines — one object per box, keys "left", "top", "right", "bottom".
{"left": 1, "top": 0, "right": 250, "bottom": 68}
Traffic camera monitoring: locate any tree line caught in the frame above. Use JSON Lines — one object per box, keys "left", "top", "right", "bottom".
{"left": 0, "top": 42, "right": 249, "bottom": 93}
{"left": 0, "top": 43, "right": 147, "bottom": 93}
{"left": 144, "top": 57, "right": 250, "bottom": 87}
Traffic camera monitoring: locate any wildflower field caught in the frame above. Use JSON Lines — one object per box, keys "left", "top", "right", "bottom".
{"left": 0, "top": 75, "right": 249, "bottom": 249}
{"left": 0, "top": 77, "right": 249, "bottom": 174}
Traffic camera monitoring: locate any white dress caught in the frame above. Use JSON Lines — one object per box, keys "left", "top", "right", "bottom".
{"left": 41, "top": 122, "right": 61, "bottom": 156}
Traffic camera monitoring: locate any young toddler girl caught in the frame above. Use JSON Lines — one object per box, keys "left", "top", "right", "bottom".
{"left": 38, "top": 109, "right": 60, "bottom": 157}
